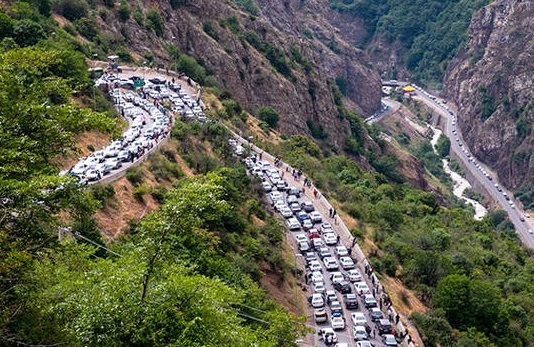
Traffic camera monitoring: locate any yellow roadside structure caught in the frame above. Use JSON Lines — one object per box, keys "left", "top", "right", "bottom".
{"left": 403, "top": 85, "right": 416, "bottom": 92}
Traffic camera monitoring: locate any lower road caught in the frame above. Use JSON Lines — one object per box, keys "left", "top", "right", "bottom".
{"left": 412, "top": 90, "right": 534, "bottom": 250}
{"left": 232, "top": 133, "right": 422, "bottom": 347}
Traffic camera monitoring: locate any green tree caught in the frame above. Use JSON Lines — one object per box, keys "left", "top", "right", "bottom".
{"left": 257, "top": 106, "right": 280, "bottom": 128}
{"left": 436, "top": 134, "right": 451, "bottom": 157}
{"left": 53, "top": 0, "right": 89, "bottom": 21}
{"left": 117, "top": 0, "right": 130, "bottom": 22}
{"left": 146, "top": 8, "right": 164, "bottom": 36}
{"left": 12, "top": 19, "right": 44, "bottom": 46}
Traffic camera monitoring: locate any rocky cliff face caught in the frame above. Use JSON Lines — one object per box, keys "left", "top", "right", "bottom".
{"left": 444, "top": 0, "right": 534, "bottom": 191}
{"left": 97, "top": 0, "right": 382, "bottom": 149}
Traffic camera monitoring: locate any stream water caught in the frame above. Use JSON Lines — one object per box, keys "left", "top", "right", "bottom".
{"left": 430, "top": 126, "right": 487, "bottom": 220}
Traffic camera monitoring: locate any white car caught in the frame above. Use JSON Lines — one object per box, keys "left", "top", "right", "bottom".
{"left": 261, "top": 181, "right": 272, "bottom": 192}
{"left": 95, "top": 162, "right": 112, "bottom": 176}
{"left": 85, "top": 169, "right": 101, "bottom": 181}
{"left": 309, "top": 211, "right": 322, "bottom": 223}
{"left": 301, "top": 219, "right": 313, "bottom": 230}
{"left": 310, "top": 293, "right": 324, "bottom": 308}
{"left": 354, "top": 282, "right": 371, "bottom": 296}
{"left": 324, "top": 232, "right": 338, "bottom": 245}
{"left": 330, "top": 272, "right": 344, "bottom": 284}
{"left": 353, "top": 325, "right": 368, "bottom": 340}
{"left": 309, "top": 260, "right": 322, "bottom": 272}
{"left": 318, "top": 328, "right": 337, "bottom": 344}
{"left": 279, "top": 206, "right": 293, "bottom": 218}
{"left": 106, "top": 157, "right": 122, "bottom": 170}
{"left": 312, "top": 238, "right": 325, "bottom": 249}
{"left": 335, "top": 245, "right": 349, "bottom": 257}
{"left": 273, "top": 200, "right": 286, "bottom": 212}
{"left": 331, "top": 316, "right": 345, "bottom": 330}
{"left": 269, "top": 191, "right": 283, "bottom": 205}
{"left": 340, "top": 256, "right": 355, "bottom": 270}
{"left": 383, "top": 334, "right": 398, "bottom": 346}
{"left": 356, "top": 342, "right": 373, "bottom": 347}
{"left": 311, "top": 271, "right": 324, "bottom": 283}
{"left": 351, "top": 312, "right": 367, "bottom": 326}
{"left": 346, "top": 269, "right": 363, "bottom": 282}
{"left": 295, "top": 233, "right": 308, "bottom": 243}
{"left": 286, "top": 217, "right": 301, "bottom": 231}
{"left": 314, "top": 281, "right": 326, "bottom": 293}
{"left": 323, "top": 257, "right": 339, "bottom": 271}
{"left": 320, "top": 222, "right": 333, "bottom": 233}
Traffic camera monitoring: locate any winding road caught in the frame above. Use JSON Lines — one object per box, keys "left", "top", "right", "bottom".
{"left": 387, "top": 83, "right": 534, "bottom": 250}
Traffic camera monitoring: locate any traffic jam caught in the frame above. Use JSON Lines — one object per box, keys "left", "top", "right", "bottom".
{"left": 64, "top": 74, "right": 204, "bottom": 184}
{"left": 238, "top": 148, "right": 408, "bottom": 347}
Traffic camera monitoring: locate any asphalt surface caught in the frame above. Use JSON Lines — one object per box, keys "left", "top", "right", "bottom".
{"left": 411, "top": 89, "right": 534, "bottom": 250}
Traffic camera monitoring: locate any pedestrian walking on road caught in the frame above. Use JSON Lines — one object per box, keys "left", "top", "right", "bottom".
{"left": 336, "top": 235, "right": 340, "bottom": 244}
{"left": 329, "top": 208, "right": 333, "bottom": 218}
{"left": 333, "top": 209, "right": 337, "bottom": 217}
{"left": 313, "top": 188, "right": 318, "bottom": 198}
{"left": 395, "top": 313, "right": 400, "bottom": 325}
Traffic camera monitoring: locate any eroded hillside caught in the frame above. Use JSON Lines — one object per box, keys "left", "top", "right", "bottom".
{"left": 90, "top": 0, "right": 382, "bottom": 149}
{"left": 444, "top": 0, "right": 534, "bottom": 207}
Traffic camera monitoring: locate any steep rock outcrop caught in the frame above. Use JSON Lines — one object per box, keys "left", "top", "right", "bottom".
{"left": 97, "top": 0, "right": 382, "bottom": 150}
{"left": 444, "top": 0, "right": 534, "bottom": 191}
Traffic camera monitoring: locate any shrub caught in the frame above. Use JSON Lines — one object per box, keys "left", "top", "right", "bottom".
{"left": 126, "top": 167, "right": 144, "bottom": 185}
{"left": 89, "top": 184, "right": 115, "bottom": 205}
{"left": 306, "top": 119, "right": 327, "bottom": 139}
{"left": 220, "top": 16, "right": 239, "bottom": 33}
{"left": 151, "top": 186, "right": 168, "bottom": 204}
{"left": 256, "top": 106, "right": 279, "bottom": 128}
{"left": 145, "top": 8, "right": 164, "bottom": 36}
{"left": 203, "top": 21, "right": 218, "bottom": 40}
{"left": 102, "top": 0, "right": 114, "bottom": 8}
{"left": 53, "top": 0, "right": 89, "bottom": 21}
{"left": 234, "top": 0, "right": 259, "bottom": 16}
{"left": 117, "top": 0, "right": 130, "bottom": 22}
{"left": 133, "top": 183, "right": 152, "bottom": 202}
{"left": 12, "top": 19, "right": 44, "bottom": 47}
{"left": 169, "top": 0, "right": 187, "bottom": 9}
{"left": 74, "top": 17, "right": 98, "bottom": 40}
{"left": 132, "top": 7, "right": 143, "bottom": 25}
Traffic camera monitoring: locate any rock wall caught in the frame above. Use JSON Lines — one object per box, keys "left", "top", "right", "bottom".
{"left": 444, "top": 0, "right": 534, "bottom": 190}
{"left": 97, "top": 0, "right": 382, "bottom": 150}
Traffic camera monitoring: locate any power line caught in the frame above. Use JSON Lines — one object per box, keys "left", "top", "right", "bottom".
{"left": 73, "top": 232, "right": 123, "bottom": 257}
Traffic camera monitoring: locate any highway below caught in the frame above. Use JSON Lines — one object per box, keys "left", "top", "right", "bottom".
{"left": 409, "top": 88, "right": 534, "bottom": 250}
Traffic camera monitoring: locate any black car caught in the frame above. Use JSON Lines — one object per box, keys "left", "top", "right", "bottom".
{"left": 343, "top": 293, "right": 359, "bottom": 309}
{"left": 333, "top": 281, "right": 352, "bottom": 294}
{"left": 377, "top": 318, "right": 393, "bottom": 335}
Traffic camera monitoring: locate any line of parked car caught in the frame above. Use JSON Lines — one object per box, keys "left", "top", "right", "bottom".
{"left": 242, "top": 153, "right": 401, "bottom": 347}
{"left": 64, "top": 74, "right": 205, "bottom": 185}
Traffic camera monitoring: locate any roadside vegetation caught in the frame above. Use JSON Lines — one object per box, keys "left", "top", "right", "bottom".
{"left": 253, "top": 130, "right": 534, "bottom": 346}
{"left": 0, "top": 2, "right": 304, "bottom": 345}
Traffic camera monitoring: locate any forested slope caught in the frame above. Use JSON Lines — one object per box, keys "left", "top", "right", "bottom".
{"left": 0, "top": 1, "right": 304, "bottom": 345}
{"left": 328, "top": 0, "right": 491, "bottom": 85}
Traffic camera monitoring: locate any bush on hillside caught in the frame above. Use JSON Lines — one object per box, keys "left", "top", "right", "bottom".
{"left": 53, "top": 0, "right": 89, "bottom": 21}
{"left": 256, "top": 106, "right": 279, "bottom": 128}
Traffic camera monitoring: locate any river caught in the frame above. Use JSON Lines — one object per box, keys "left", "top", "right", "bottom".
{"left": 430, "top": 126, "right": 488, "bottom": 220}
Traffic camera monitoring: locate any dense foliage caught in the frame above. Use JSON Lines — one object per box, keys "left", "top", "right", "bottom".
{"left": 0, "top": 2, "right": 304, "bottom": 345}
{"left": 329, "top": 0, "right": 491, "bottom": 84}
